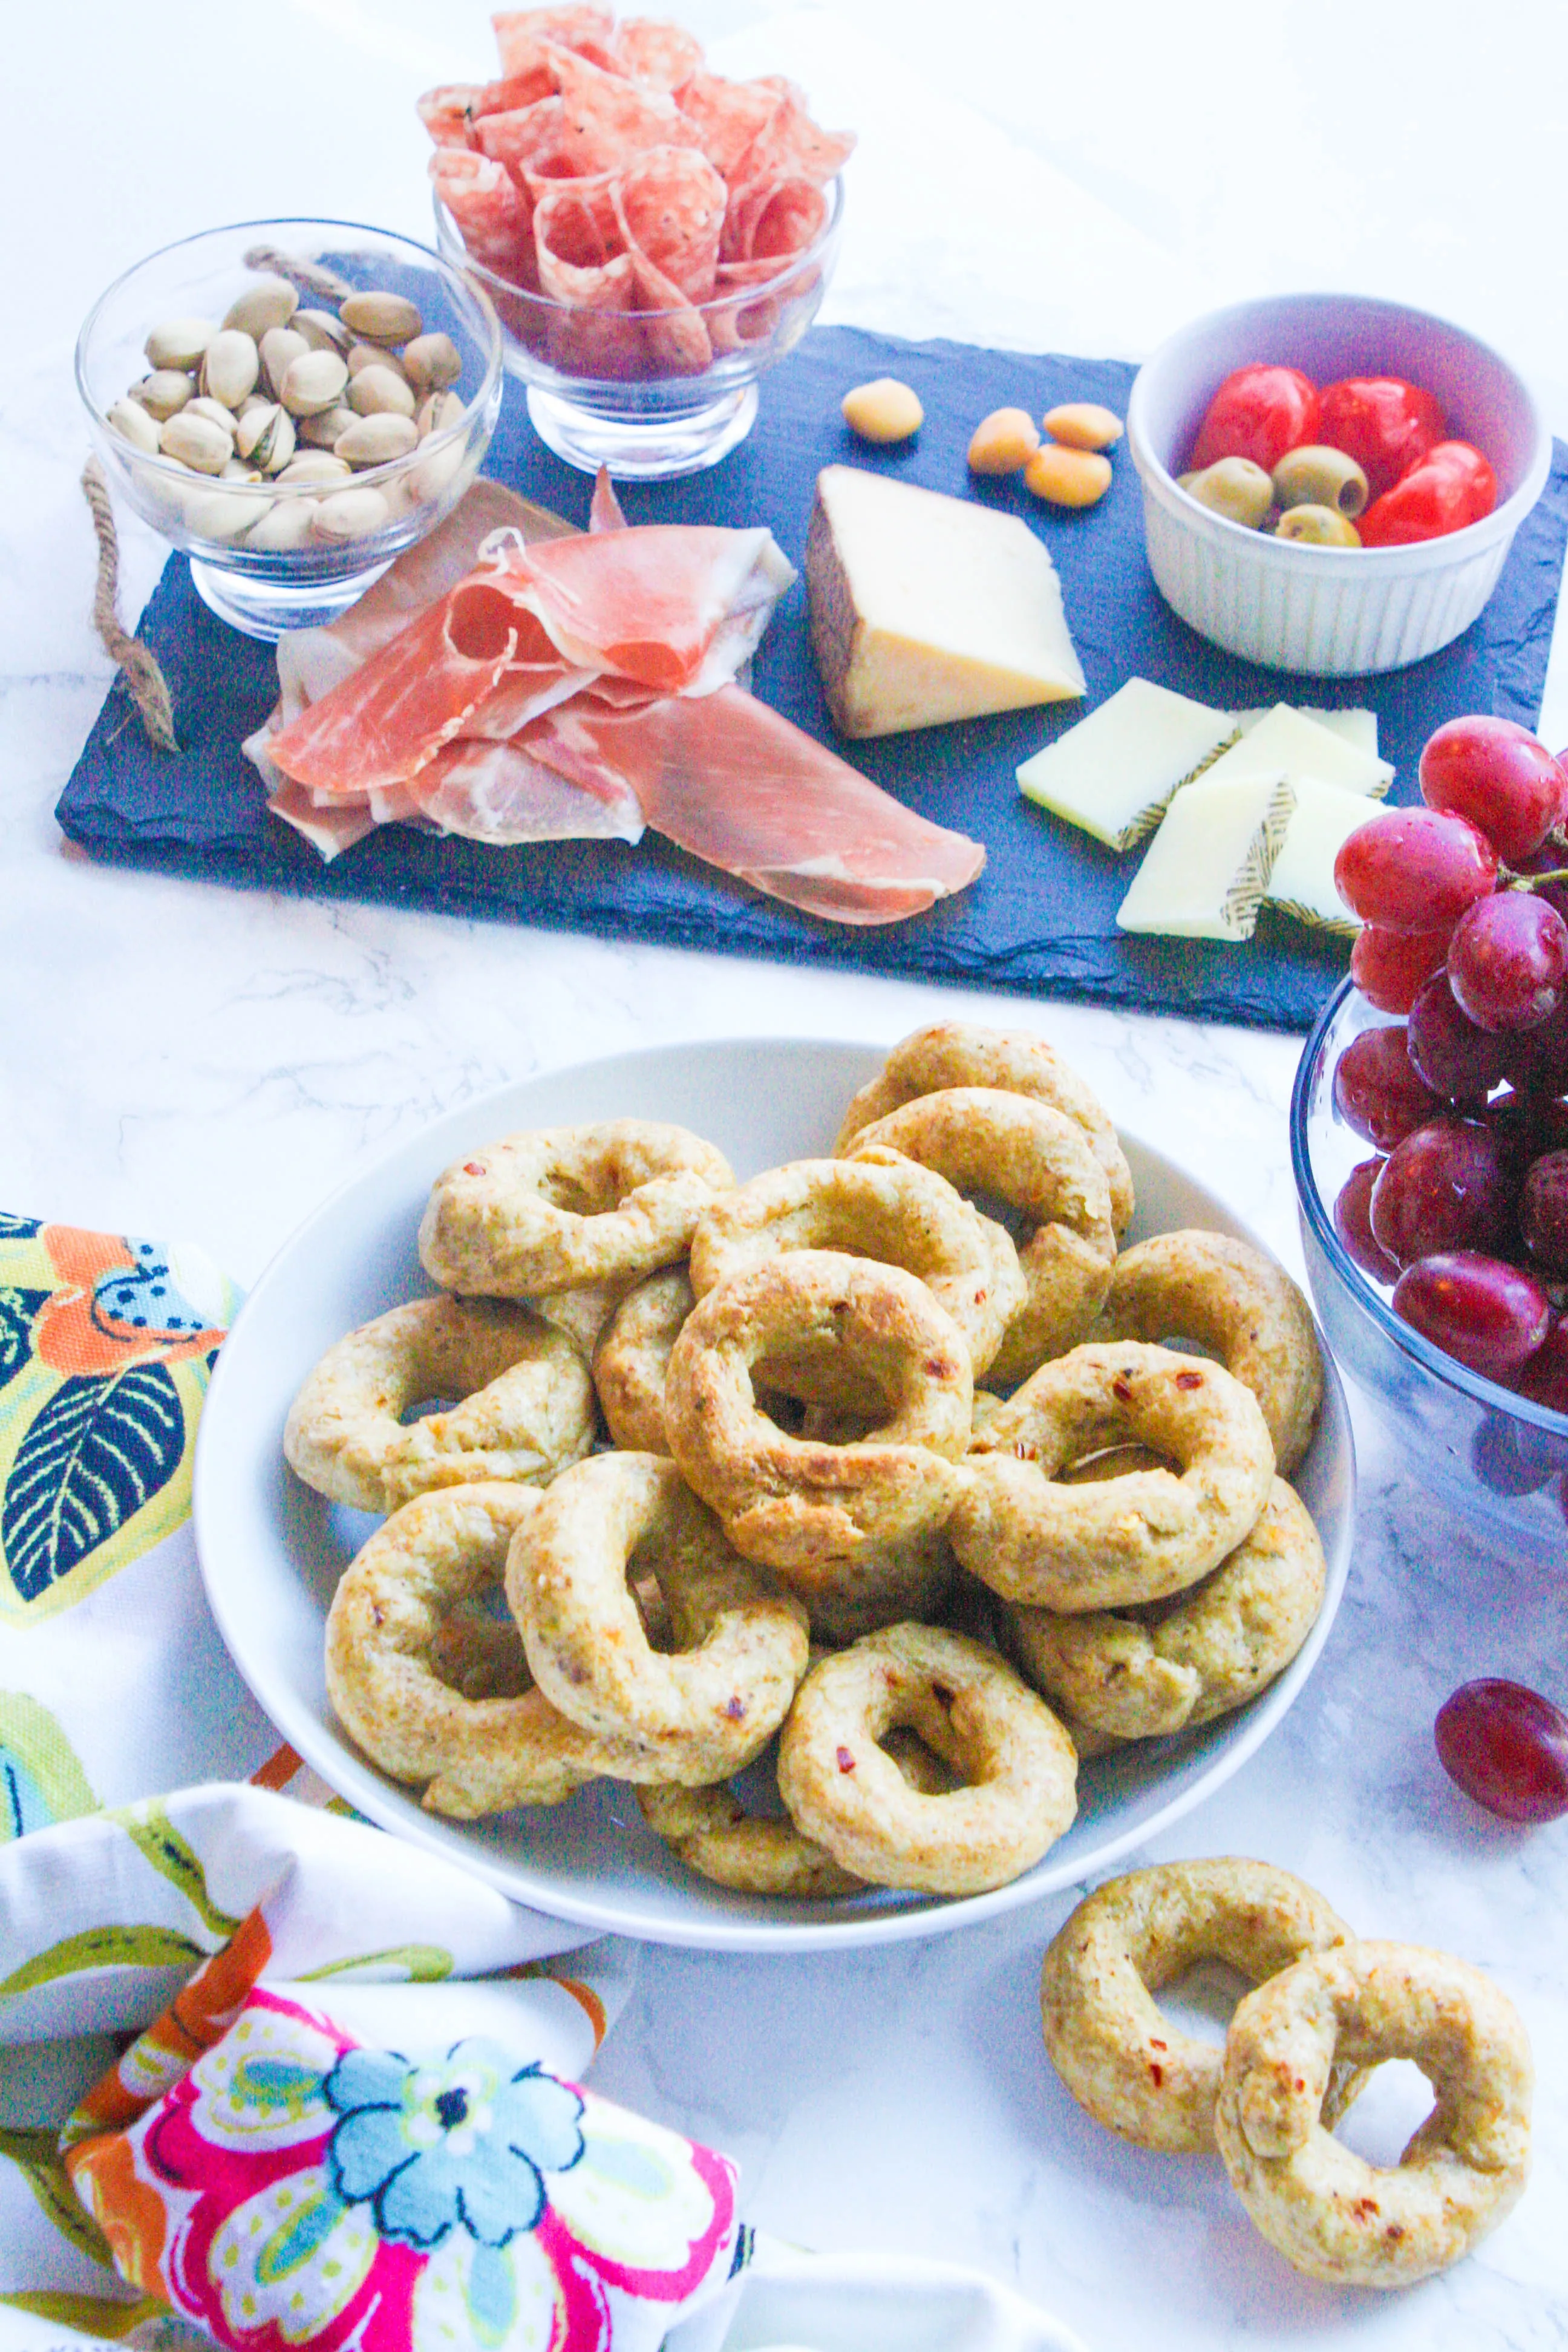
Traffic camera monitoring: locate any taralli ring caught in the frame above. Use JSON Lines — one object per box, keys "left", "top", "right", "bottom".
{"left": 284, "top": 1295, "right": 596, "bottom": 1513}
{"left": 777, "top": 1622, "right": 1077, "bottom": 1895}
{"left": 509, "top": 1449, "right": 809, "bottom": 1783}
{"left": 1093, "top": 1229, "right": 1323, "bottom": 1474}
{"left": 834, "top": 1021, "right": 1135, "bottom": 1236}
{"left": 664, "top": 1252, "right": 973, "bottom": 1582}
{"left": 324, "top": 1484, "right": 643, "bottom": 1818}
{"left": 844, "top": 1087, "right": 1116, "bottom": 1386}
{"left": 592, "top": 1266, "right": 695, "bottom": 1454}
{"left": 689, "top": 1153, "right": 1025, "bottom": 1390}
{"left": 952, "top": 1342, "right": 1276, "bottom": 1610}
{"left": 418, "top": 1119, "right": 734, "bottom": 1296}
{"left": 1215, "top": 1938, "right": 1533, "bottom": 2285}
{"left": 1039, "top": 1859, "right": 1362, "bottom": 2154}
{"left": 1003, "top": 1478, "right": 1326, "bottom": 1740}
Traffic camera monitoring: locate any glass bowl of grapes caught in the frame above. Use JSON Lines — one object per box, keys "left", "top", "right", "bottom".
{"left": 1292, "top": 714, "right": 1568, "bottom": 1552}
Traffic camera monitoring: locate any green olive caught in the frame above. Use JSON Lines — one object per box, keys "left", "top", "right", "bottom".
{"left": 1271, "top": 443, "right": 1370, "bottom": 518}
{"left": 1274, "top": 503, "right": 1362, "bottom": 547}
{"left": 1178, "top": 457, "right": 1273, "bottom": 529}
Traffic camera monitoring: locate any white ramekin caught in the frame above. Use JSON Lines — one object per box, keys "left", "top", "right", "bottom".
{"left": 1126, "top": 292, "right": 1552, "bottom": 675}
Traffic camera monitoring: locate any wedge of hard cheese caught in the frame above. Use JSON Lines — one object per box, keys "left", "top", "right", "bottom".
{"left": 1017, "top": 678, "right": 1238, "bottom": 849}
{"left": 1266, "top": 776, "right": 1379, "bottom": 933}
{"left": 806, "top": 465, "right": 1086, "bottom": 738}
{"left": 1117, "top": 771, "right": 1295, "bottom": 941}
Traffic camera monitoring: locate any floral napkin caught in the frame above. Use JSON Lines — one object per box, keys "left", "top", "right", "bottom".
{"left": 0, "top": 1215, "right": 744, "bottom": 2352}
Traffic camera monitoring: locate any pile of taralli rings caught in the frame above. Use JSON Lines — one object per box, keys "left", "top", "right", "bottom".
{"left": 286, "top": 1021, "right": 1331, "bottom": 1903}
{"left": 1041, "top": 1858, "right": 1532, "bottom": 2288}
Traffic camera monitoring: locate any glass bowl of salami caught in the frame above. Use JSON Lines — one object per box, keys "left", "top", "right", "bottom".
{"left": 425, "top": 13, "right": 852, "bottom": 479}
{"left": 76, "top": 218, "right": 504, "bottom": 639}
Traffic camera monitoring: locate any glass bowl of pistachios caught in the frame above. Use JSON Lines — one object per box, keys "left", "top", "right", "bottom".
{"left": 76, "top": 218, "right": 504, "bottom": 639}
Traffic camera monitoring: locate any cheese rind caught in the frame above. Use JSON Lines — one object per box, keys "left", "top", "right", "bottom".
{"left": 1017, "top": 678, "right": 1239, "bottom": 850}
{"left": 1266, "top": 776, "right": 1379, "bottom": 933}
{"left": 1116, "top": 772, "right": 1296, "bottom": 941}
{"left": 1203, "top": 702, "right": 1393, "bottom": 799}
{"left": 806, "top": 465, "right": 1086, "bottom": 738}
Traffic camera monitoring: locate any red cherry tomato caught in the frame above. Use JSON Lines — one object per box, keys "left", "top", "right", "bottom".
{"left": 1189, "top": 365, "right": 1320, "bottom": 474}
{"left": 1357, "top": 442, "right": 1498, "bottom": 547}
{"left": 1316, "top": 376, "right": 1446, "bottom": 500}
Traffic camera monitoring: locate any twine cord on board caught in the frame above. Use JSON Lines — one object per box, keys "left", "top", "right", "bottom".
{"left": 80, "top": 457, "right": 179, "bottom": 756}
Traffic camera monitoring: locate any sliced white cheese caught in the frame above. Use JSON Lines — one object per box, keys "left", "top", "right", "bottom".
{"left": 1266, "top": 776, "right": 1380, "bottom": 933}
{"left": 1204, "top": 702, "right": 1393, "bottom": 799}
{"left": 1016, "top": 678, "right": 1239, "bottom": 851}
{"left": 806, "top": 465, "right": 1086, "bottom": 738}
{"left": 1233, "top": 705, "right": 1379, "bottom": 756}
{"left": 1116, "top": 771, "right": 1295, "bottom": 941}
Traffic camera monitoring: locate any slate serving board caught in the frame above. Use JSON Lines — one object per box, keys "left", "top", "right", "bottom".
{"left": 59, "top": 324, "right": 1568, "bottom": 1032}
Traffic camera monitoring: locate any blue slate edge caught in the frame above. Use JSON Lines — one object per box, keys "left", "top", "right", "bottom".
{"left": 59, "top": 324, "right": 1568, "bottom": 1034}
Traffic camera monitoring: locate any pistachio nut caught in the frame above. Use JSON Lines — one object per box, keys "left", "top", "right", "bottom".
{"left": 108, "top": 397, "right": 162, "bottom": 455}
{"left": 200, "top": 328, "right": 261, "bottom": 410}
{"left": 416, "top": 390, "right": 465, "bottom": 441}
{"left": 222, "top": 276, "right": 299, "bottom": 341}
{"left": 220, "top": 458, "right": 266, "bottom": 482}
{"left": 298, "top": 403, "right": 358, "bottom": 448}
{"left": 310, "top": 486, "right": 391, "bottom": 540}
{"left": 145, "top": 316, "right": 215, "bottom": 371}
{"left": 294, "top": 307, "right": 352, "bottom": 358}
{"left": 246, "top": 498, "right": 318, "bottom": 553}
{"left": 347, "top": 364, "right": 416, "bottom": 421}
{"left": 276, "top": 452, "right": 353, "bottom": 486}
{"left": 334, "top": 412, "right": 419, "bottom": 468}
{"left": 281, "top": 349, "right": 350, "bottom": 417}
{"left": 347, "top": 341, "right": 410, "bottom": 381}
{"left": 260, "top": 327, "right": 310, "bottom": 400}
{"left": 402, "top": 332, "right": 462, "bottom": 393}
{"left": 412, "top": 436, "right": 467, "bottom": 501}
{"left": 235, "top": 400, "right": 297, "bottom": 474}
{"left": 133, "top": 368, "right": 195, "bottom": 422}
{"left": 185, "top": 488, "right": 269, "bottom": 544}
{"left": 185, "top": 396, "right": 243, "bottom": 435}
{"left": 160, "top": 410, "right": 235, "bottom": 474}
{"left": 339, "top": 290, "right": 423, "bottom": 345}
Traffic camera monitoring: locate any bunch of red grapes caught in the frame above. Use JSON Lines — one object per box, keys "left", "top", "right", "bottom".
{"left": 1332, "top": 714, "right": 1568, "bottom": 1392}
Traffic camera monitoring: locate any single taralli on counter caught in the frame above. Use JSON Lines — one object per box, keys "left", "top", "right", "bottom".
{"left": 1041, "top": 1859, "right": 1533, "bottom": 2286}
{"left": 292, "top": 1021, "right": 1331, "bottom": 1903}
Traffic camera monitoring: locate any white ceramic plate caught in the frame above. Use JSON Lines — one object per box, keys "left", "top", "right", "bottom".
{"left": 194, "top": 1037, "right": 1354, "bottom": 1953}
{"left": 666, "top": 2239, "right": 1089, "bottom": 2352}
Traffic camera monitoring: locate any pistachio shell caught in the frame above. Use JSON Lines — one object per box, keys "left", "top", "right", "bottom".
{"left": 347, "top": 364, "right": 416, "bottom": 420}
{"left": 185, "top": 396, "right": 242, "bottom": 434}
{"left": 347, "top": 341, "right": 410, "bottom": 381}
{"left": 145, "top": 316, "right": 215, "bottom": 371}
{"left": 246, "top": 498, "right": 318, "bottom": 552}
{"left": 183, "top": 488, "right": 267, "bottom": 543}
{"left": 200, "top": 328, "right": 261, "bottom": 410}
{"left": 219, "top": 459, "right": 265, "bottom": 482}
{"left": 402, "top": 332, "right": 462, "bottom": 393}
{"left": 108, "top": 398, "right": 162, "bottom": 455}
{"left": 260, "top": 327, "right": 310, "bottom": 399}
{"left": 235, "top": 401, "right": 297, "bottom": 474}
{"left": 335, "top": 413, "right": 419, "bottom": 468}
{"left": 310, "top": 486, "right": 391, "bottom": 540}
{"left": 276, "top": 452, "right": 353, "bottom": 486}
{"left": 159, "top": 410, "right": 234, "bottom": 473}
{"left": 411, "top": 436, "right": 468, "bottom": 501}
{"left": 222, "top": 276, "right": 299, "bottom": 340}
{"left": 298, "top": 403, "right": 358, "bottom": 448}
{"left": 294, "top": 307, "right": 352, "bottom": 357}
{"left": 416, "top": 391, "right": 465, "bottom": 440}
{"left": 281, "top": 350, "right": 351, "bottom": 417}
{"left": 339, "top": 290, "right": 423, "bottom": 345}
{"left": 133, "top": 368, "right": 195, "bottom": 422}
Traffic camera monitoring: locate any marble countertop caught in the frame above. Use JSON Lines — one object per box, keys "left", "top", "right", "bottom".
{"left": 4, "top": 2, "right": 1566, "bottom": 2345}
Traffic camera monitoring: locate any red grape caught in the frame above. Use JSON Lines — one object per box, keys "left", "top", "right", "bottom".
{"left": 1447, "top": 890, "right": 1568, "bottom": 1032}
{"left": 1333, "top": 1158, "right": 1399, "bottom": 1282}
{"left": 1520, "top": 1149, "right": 1568, "bottom": 1273}
{"left": 1505, "top": 990, "right": 1568, "bottom": 1096}
{"left": 1392, "top": 1251, "right": 1550, "bottom": 1377}
{"left": 1405, "top": 973, "right": 1514, "bottom": 1105}
{"left": 1370, "top": 1120, "right": 1514, "bottom": 1264}
{"left": 1419, "top": 717, "right": 1568, "bottom": 863}
{"left": 1434, "top": 1679, "right": 1568, "bottom": 1823}
{"left": 1350, "top": 923, "right": 1453, "bottom": 1016}
{"left": 1512, "top": 842, "right": 1568, "bottom": 926}
{"left": 1332, "top": 1027, "right": 1443, "bottom": 1150}
{"left": 1509, "top": 1311, "right": 1568, "bottom": 1411}
{"left": 1334, "top": 808, "right": 1498, "bottom": 933}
